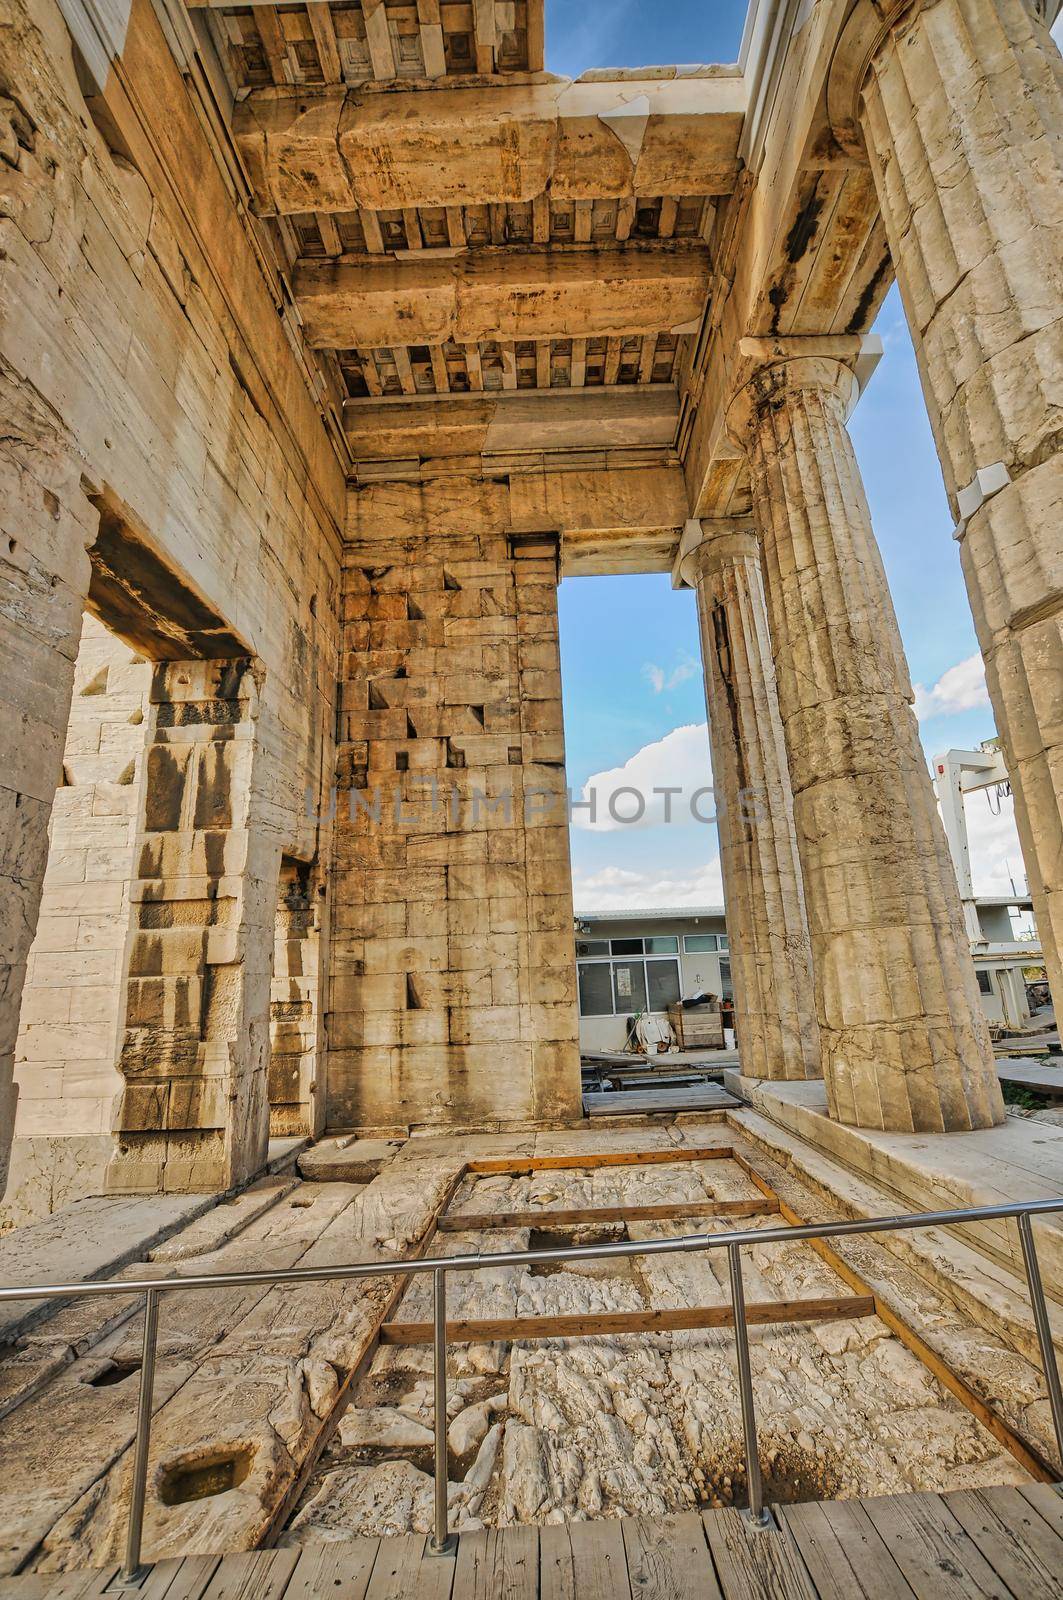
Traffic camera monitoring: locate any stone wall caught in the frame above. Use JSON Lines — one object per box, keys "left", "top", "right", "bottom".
{"left": 329, "top": 516, "right": 581, "bottom": 1131}
{"left": 0, "top": 0, "right": 343, "bottom": 1199}
{"left": 2, "top": 617, "right": 149, "bottom": 1226}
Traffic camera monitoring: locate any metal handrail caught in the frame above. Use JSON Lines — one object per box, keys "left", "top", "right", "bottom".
{"left": 1, "top": 1197, "right": 1061, "bottom": 1579}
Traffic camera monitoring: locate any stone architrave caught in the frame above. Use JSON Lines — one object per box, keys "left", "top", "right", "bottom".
{"left": 728, "top": 355, "right": 1004, "bottom": 1133}
{"left": 687, "top": 522, "right": 822, "bottom": 1080}
{"left": 830, "top": 0, "right": 1063, "bottom": 1021}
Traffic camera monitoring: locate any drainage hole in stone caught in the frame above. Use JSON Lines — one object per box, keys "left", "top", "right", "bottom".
{"left": 527, "top": 1224, "right": 628, "bottom": 1275}
{"left": 159, "top": 1448, "right": 255, "bottom": 1505}
{"left": 87, "top": 1360, "right": 141, "bottom": 1388}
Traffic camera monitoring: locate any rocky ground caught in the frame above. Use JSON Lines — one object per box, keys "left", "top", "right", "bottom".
{"left": 0, "top": 1121, "right": 1054, "bottom": 1573}
{"left": 281, "top": 1153, "right": 1032, "bottom": 1544}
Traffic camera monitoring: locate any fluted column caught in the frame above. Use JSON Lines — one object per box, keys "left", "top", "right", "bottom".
{"left": 838, "top": 0, "right": 1063, "bottom": 1011}
{"left": 687, "top": 524, "right": 821, "bottom": 1080}
{"left": 728, "top": 356, "right": 1004, "bottom": 1133}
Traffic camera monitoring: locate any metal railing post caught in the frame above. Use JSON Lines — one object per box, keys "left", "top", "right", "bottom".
{"left": 1017, "top": 1212, "right": 1063, "bottom": 1477}
{"left": 430, "top": 1267, "right": 453, "bottom": 1553}
{"left": 119, "top": 1286, "right": 160, "bottom": 1585}
{"left": 728, "top": 1243, "right": 769, "bottom": 1527}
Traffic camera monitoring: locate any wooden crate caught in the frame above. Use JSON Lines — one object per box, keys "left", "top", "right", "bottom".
{"left": 668, "top": 1002, "right": 724, "bottom": 1049}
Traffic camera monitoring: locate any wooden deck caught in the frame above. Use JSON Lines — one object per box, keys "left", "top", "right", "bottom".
{"left": 4, "top": 1485, "right": 1061, "bottom": 1599}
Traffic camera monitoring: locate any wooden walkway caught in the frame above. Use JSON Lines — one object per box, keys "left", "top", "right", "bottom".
{"left": 4, "top": 1485, "right": 1061, "bottom": 1599}
{"left": 582, "top": 1083, "right": 738, "bottom": 1117}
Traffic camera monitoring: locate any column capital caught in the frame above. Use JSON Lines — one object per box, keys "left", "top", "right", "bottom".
{"left": 826, "top": 0, "right": 922, "bottom": 157}
{"left": 725, "top": 354, "right": 859, "bottom": 452}
{"left": 672, "top": 517, "right": 759, "bottom": 589}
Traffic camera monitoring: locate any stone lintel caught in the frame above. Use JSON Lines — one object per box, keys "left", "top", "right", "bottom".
{"left": 234, "top": 77, "right": 747, "bottom": 216}
{"left": 343, "top": 385, "right": 680, "bottom": 461}
{"left": 295, "top": 244, "right": 712, "bottom": 349}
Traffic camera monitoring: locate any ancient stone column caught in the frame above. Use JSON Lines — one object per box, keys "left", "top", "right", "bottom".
{"left": 685, "top": 522, "right": 821, "bottom": 1080}
{"left": 830, "top": 0, "right": 1063, "bottom": 1015}
{"left": 728, "top": 355, "right": 1004, "bottom": 1132}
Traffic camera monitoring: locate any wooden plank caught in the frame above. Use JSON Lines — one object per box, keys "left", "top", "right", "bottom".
{"left": 284, "top": 1541, "right": 379, "bottom": 1600}
{"left": 568, "top": 1520, "right": 633, "bottom": 1600}
{"left": 1019, "top": 1481, "right": 1063, "bottom": 1535}
{"left": 197, "top": 1549, "right": 300, "bottom": 1600}
{"left": 701, "top": 1507, "right": 817, "bottom": 1600}
{"left": 730, "top": 1151, "right": 1060, "bottom": 1484}
{"left": 467, "top": 1146, "right": 734, "bottom": 1176}
{"left": 858, "top": 1492, "right": 1011, "bottom": 1600}
{"left": 945, "top": 1487, "right": 1063, "bottom": 1600}
{"left": 453, "top": 1525, "right": 538, "bottom": 1598}
{"left": 362, "top": 0, "right": 397, "bottom": 79}
{"left": 307, "top": 3, "right": 342, "bottom": 82}
{"left": 539, "top": 1525, "right": 576, "bottom": 1600}
{"left": 584, "top": 1086, "right": 736, "bottom": 1116}
{"left": 379, "top": 1295, "right": 877, "bottom": 1345}
{"left": 0, "top": 1569, "right": 124, "bottom": 1600}
{"left": 140, "top": 1555, "right": 222, "bottom": 1600}
{"left": 780, "top": 1499, "right": 916, "bottom": 1600}
{"left": 364, "top": 1536, "right": 430, "bottom": 1600}
{"left": 621, "top": 1512, "right": 721, "bottom": 1600}
{"left": 438, "top": 1199, "right": 779, "bottom": 1231}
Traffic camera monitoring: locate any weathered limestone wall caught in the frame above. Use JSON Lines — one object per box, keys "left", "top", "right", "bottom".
{"left": 730, "top": 356, "right": 1004, "bottom": 1134}
{"left": 689, "top": 525, "right": 821, "bottom": 1081}
{"left": 0, "top": 0, "right": 343, "bottom": 1197}
{"left": 330, "top": 497, "right": 581, "bottom": 1131}
{"left": 3, "top": 618, "right": 150, "bottom": 1226}
{"left": 849, "top": 0, "right": 1063, "bottom": 1011}
{"left": 270, "top": 856, "right": 326, "bottom": 1139}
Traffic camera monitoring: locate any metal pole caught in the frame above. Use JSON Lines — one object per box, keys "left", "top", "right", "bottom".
{"left": 120, "top": 1287, "right": 160, "bottom": 1584}
{"left": 1017, "top": 1212, "right": 1063, "bottom": 1477}
{"left": 728, "top": 1243, "right": 769, "bottom": 1527}
{"left": 430, "top": 1267, "right": 453, "bottom": 1553}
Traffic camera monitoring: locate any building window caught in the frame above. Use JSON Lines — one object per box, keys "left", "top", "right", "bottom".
{"left": 683, "top": 934, "right": 718, "bottom": 952}
{"left": 719, "top": 934, "right": 729, "bottom": 950}
{"left": 576, "top": 939, "right": 609, "bottom": 957}
{"left": 611, "top": 937, "right": 643, "bottom": 955}
{"left": 976, "top": 970, "right": 993, "bottom": 995}
{"left": 577, "top": 955, "right": 682, "bottom": 1017}
{"left": 578, "top": 962, "right": 614, "bottom": 1016}
{"left": 720, "top": 960, "right": 732, "bottom": 998}
{"left": 645, "top": 935, "right": 679, "bottom": 953}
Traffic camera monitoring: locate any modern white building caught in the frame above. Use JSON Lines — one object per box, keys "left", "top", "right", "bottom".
{"left": 575, "top": 907, "right": 730, "bottom": 1054}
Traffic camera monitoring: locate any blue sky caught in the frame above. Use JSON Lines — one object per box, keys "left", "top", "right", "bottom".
{"left": 551, "top": 0, "right": 1035, "bottom": 912}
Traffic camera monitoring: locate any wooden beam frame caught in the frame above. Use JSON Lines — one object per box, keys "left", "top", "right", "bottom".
{"left": 437, "top": 1198, "right": 779, "bottom": 1231}
{"left": 379, "top": 1296, "right": 878, "bottom": 1346}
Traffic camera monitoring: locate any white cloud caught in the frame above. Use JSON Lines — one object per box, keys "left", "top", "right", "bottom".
{"left": 573, "top": 858, "right": 725, "bottom": 913}
{"left": 914, "top": 652, "right": 990, "bottom": 720}
{"left": 964, "top": 786, "right": 1029, "bottom": 899}
{"left": 642, "top": 652, "right": 700, "bottom": 695}
{"left": 573, "top": 722, "right": 714, "bottom": 832}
